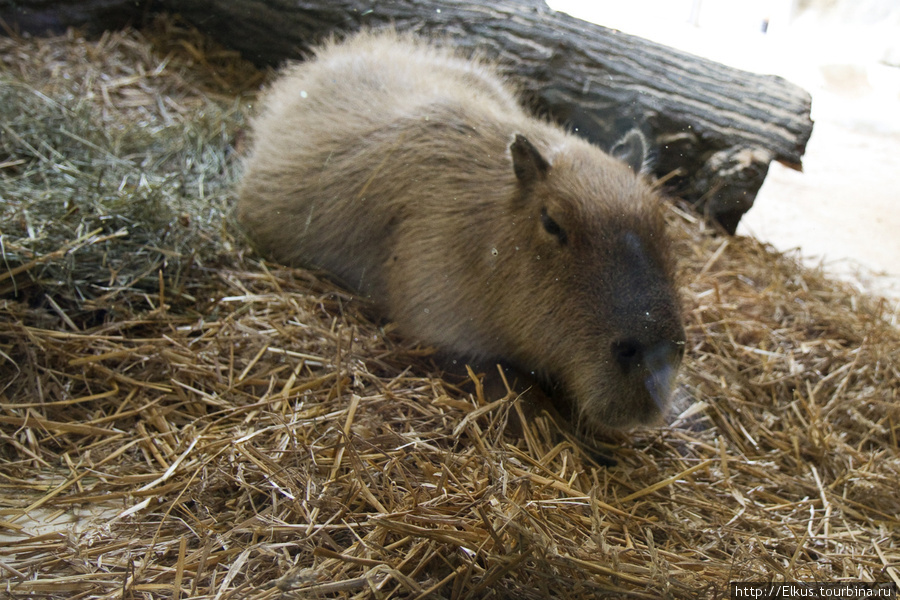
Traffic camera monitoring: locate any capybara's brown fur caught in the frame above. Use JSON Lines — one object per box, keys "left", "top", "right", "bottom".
{"left": 238, "top": 31, "right": 685, "bottom": 430}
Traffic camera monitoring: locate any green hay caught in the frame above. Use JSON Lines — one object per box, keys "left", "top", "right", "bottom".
{"left": 0, "top": 22, "right": 256, "bottom": 323}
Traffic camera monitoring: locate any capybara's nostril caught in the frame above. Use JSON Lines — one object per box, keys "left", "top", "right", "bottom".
{"left": 613, "top": 337, "right": 683, "bottom": 372}
{"left": 611, "top": 338, "right": 643, "bottom": 373}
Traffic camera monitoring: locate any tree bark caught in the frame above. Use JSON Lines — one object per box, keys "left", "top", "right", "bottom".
{"left": 0, "top": 0, "right": 149, "bottom": 34}
{"left": 0, "top": 0, "right": 814, "bottom": 233}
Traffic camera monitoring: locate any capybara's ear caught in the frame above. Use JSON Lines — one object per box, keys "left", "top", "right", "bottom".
{"left": 610, "top": 128, "right": 649, "bottom": 175}
{"left": 510, "top": 134, "right": 550, "bottom": 185}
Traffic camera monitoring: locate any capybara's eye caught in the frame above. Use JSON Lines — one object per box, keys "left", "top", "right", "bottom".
{"left": 540, "top": 208, "right": 568, "bottom": 245}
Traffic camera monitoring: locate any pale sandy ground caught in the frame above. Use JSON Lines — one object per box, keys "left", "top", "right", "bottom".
{"left": 743, "top": 65, "right": 900, "bottom": 302}
{"left": 549, "top": 0, "right": 900, "bottom": 305}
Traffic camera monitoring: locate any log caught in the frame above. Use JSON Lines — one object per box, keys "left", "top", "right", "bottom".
{"left": 0, "top": 0, "right": 146, "bottom": 34}
{"left": 0, "top": 0, "right": 814, "bottom": 233}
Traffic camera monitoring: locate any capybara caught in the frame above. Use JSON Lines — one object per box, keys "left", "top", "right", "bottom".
{"left": 238, "top": 31, "right": 685, "bottom": 431}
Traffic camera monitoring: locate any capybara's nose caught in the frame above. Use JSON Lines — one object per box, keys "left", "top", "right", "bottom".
{"left": 611, "top": 337, "right": 684, "bottom": 408}
{"left": 611, "top": 337, "right": 643, "bottom": 374}
{"left": 611, "top": 337, "right": 683, "bottom": 373}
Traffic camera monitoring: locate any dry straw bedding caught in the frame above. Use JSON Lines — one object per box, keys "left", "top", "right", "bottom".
{"left": 1, "top": 20, "right": 899, "bottom": 600}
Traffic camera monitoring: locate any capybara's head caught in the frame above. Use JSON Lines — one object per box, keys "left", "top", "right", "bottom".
{"left": 502, "top": 131, "right": 684, "bottom": 430}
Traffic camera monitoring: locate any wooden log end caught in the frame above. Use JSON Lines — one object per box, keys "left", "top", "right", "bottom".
{"left": 686, "top": 146, "right": 774, "bottom": 235}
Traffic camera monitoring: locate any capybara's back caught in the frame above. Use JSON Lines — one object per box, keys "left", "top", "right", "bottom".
{"left": 238, "top": 31, "right": 685, "bottom": 431}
